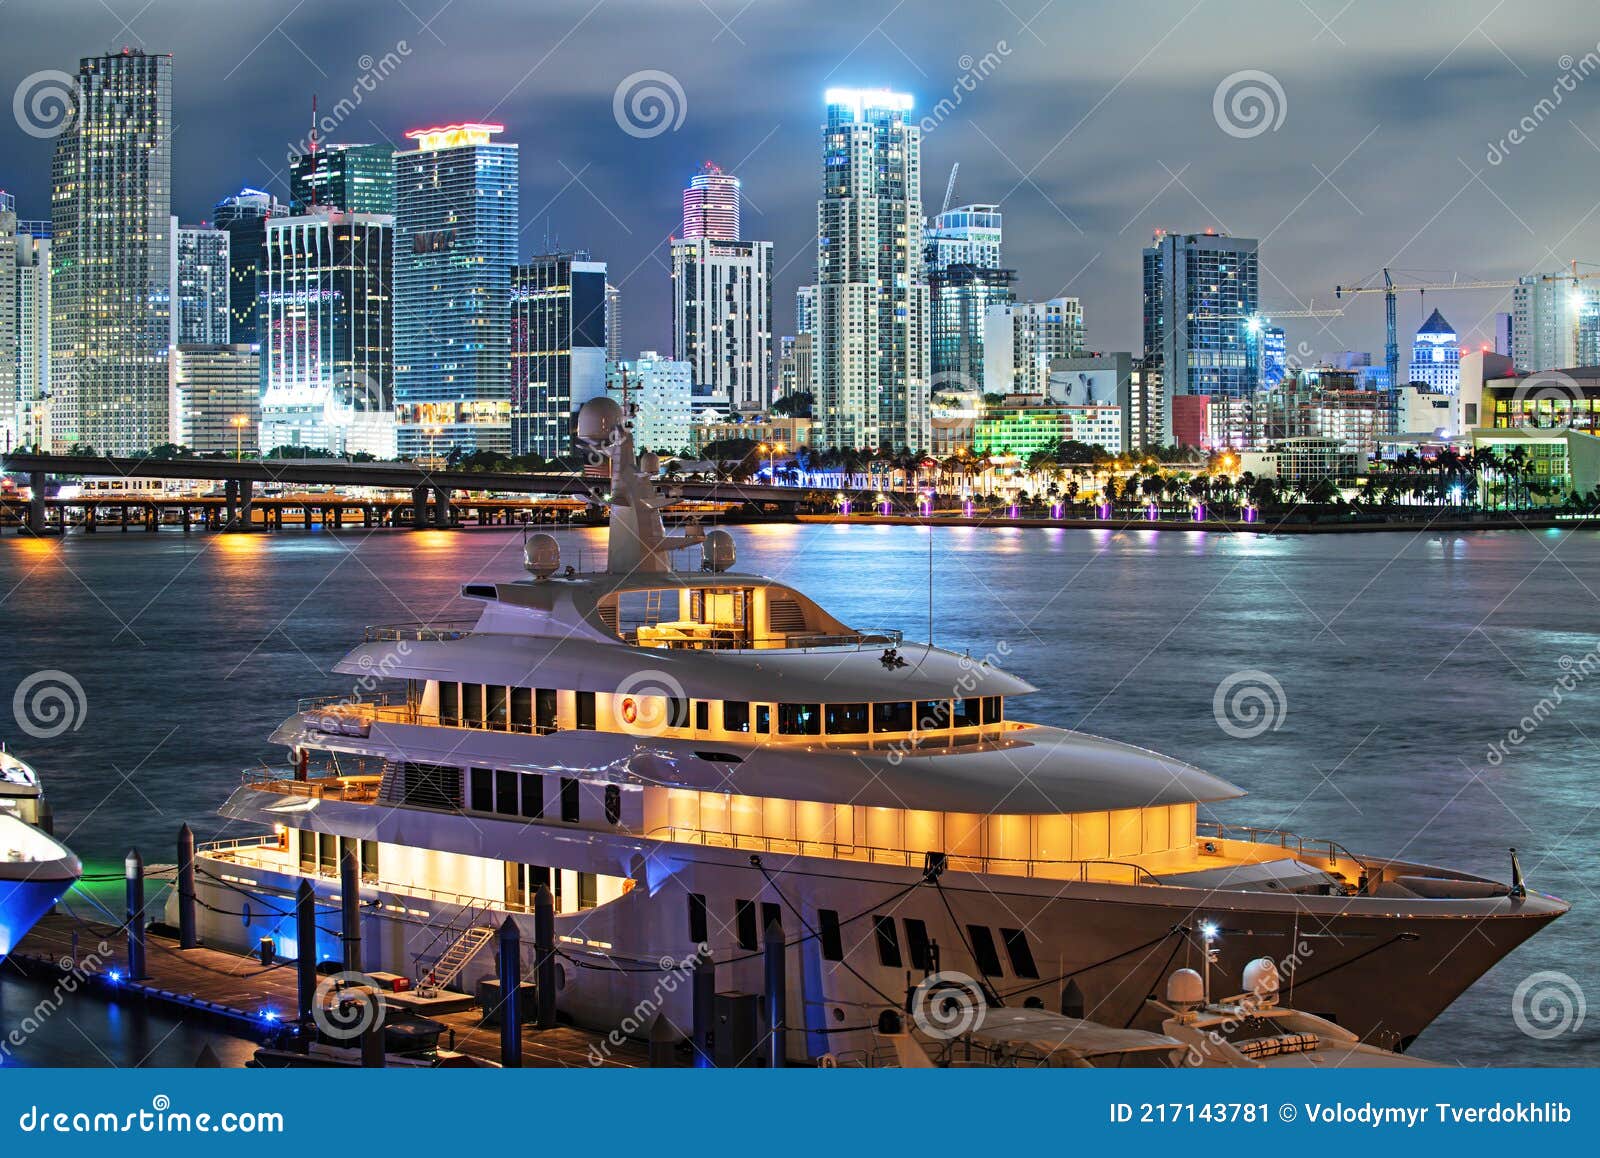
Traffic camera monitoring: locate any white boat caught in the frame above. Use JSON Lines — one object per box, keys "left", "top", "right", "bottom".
{"left": 181, "top": 397, "right": 1568, "bottom": 1064}
{"left": 0, "top": 747, "right": 82, "bottom": 959}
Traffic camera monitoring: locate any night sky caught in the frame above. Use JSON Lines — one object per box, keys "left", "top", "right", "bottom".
{"left": 4, "top": 0, "right": 1600, "bottom": 367}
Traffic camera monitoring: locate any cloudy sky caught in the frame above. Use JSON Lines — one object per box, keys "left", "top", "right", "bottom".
{"left": 4, "top": 0, "right": 1600, "bottom": 365}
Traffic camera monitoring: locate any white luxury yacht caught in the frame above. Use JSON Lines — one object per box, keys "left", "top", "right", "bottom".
{"left": 1, "top": 746, "right": 81, "bottom": 959}
{"left": 182, "top": 398, "right": 1568, "bottom": 1063}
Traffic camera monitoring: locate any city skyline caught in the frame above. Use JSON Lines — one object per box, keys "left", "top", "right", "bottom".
{"left": 4, "top": 1, "right": 1599, "bottom": 368}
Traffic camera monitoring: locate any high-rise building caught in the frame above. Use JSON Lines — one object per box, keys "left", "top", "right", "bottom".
{"left": 815, "top": 88, "right": 930, "bottom": 452}
{"left": 2, "top": 215, "right": 51, "bottom": 450}
{"left": 0, "top": 208, "right": 19, "bottom": 448}
{"left": 1262, "top": 324, "right": 1287, "bottom": 389}
{"left": 510, "top": 252, "right": 608, "bottom": 459}
{"left": 1409, "top": 308, "right": 1460, "bottom": 394}
{"left": 213, "top": 187, "right": 288, "bottom": 346}
{"left": 984, "top": 298, "right": 1085, "bottom": 394}
{"left": 671, "top": 236, "right": 773, "bottom": 414}
{"left": 608, "top": 350, "right": 692, "bottom": 455}
{"left": 681, "top": 162, "right": 740, "bottom": 241}
{"left": 1511, "top": 275, "right": 1600, "bottom": 372}
{"left": 929, "top": 264, "right": 1015, "bottom": 390}
{"left": 923, "top": 203, "right": 1002, "bottom": 273}
{"left": 168, "top": 344, "right": 261, "bottom": 455}
{"left": 1051, "top": 353, "right": 1137, "bottom": 452}
{"left": 259, "top": 209, "right": 395, "bottom": 457}
{"left": 795, "top": 285, "right": 816, "bottom": 335}
{"left": 1142, "top": 229, "right": 1260, "bottom": 438}
{"left": 289, "top": 143, "right": 395, "bottom": 214}
{"left": 1493, "top": 311, "right": 1513, "bottom": 359}
{"left": 605, "top": 282, "right": 622, "bottom": 364}
{"left": 778, "top": 333, "right": 814, "bottom": 405}
{"left": 173, "top": 223, "right": 231, "bottom": 346}
{"left": 50, "top": 49, "right": 174, "bottom": 454}
{"left": 393, "top": 123, "right": 519, "bottom": 456}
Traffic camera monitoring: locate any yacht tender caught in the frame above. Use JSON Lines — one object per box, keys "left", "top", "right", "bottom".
{"left": 181, "top": 397, "right": 1568, "bottom": 1063}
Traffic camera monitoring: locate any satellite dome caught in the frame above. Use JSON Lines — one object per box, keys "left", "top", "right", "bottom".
{"left": 1166, "top": 968, "right": 1204, "bottom": 1007}
{"left": 523, "top": 533, "right": 560, "bottom": 580}
{"left": 1242, "top": 958, "right": 1280, "bottom": 1002}
{"left": 703, "top": 529, "right": 736, "bottom": 573}
{"left": 639, "top": 450, "right": 660, "bottom": 476}
{"left": 577, "top": 396, "right": 624, "bottom": 443}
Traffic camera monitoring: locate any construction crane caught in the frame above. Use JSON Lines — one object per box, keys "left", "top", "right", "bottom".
{"left": 940, "top": 163, "right": 959, "bottom": 216}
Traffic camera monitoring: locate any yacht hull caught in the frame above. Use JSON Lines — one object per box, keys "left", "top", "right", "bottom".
{"left": 0, "top": 875, "right": 73, "bottom": 960}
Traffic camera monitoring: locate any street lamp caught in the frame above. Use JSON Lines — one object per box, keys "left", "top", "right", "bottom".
{"left": 231, "top": 414, "right": 249, "bottom": 462}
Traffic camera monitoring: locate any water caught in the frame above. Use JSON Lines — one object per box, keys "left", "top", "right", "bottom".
{"left": 1, "top": 523, "right": 1595, "bottom": 1065}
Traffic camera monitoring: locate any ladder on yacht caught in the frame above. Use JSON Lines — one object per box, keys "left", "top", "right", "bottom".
{"left": 420, "top": 925, "right": 495, "bottom": 992}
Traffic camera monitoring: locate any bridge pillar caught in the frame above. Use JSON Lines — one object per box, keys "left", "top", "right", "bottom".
{"left": 223, "top": 479, "right": 238, "bottom": 527}
{"left": 432, "top": 486, "right": 452, "bottom": 528}
{"left": 411, "top": 485, "right": 428, "bottom": 529}
{"left": 238, "top": 478, "right": 254, "bottom": 529}
{"left": 26, "top": 471, "right": 47, "bottom": 535}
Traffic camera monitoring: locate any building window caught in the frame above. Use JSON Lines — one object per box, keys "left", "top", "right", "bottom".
{"left": 560, "top": 778, "right": 581, "bottom": 823}
{"left": 735, "top": 899, "right": 758, "bottom": 951}
{"left": 1001, "top": 928, "right": 1039, "bottom": 979}
{"left": 967, "top": 925, "right": 1003, "bottom": 977}
{"left": 825, "top": 703, "right": 870, "bottom": 734}
{"left": 778, "top": 703, "right": 821, "bottom": 735}
{"left": 724, "top": 701, "right": 751, "bottom": 732}
{"left": 873, "top": 915, "right": 903, "bottom": 968}
{"left": 819, "top": 909, "right": 844, "bottom": 961}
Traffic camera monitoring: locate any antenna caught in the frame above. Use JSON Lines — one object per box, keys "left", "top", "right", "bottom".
{"left": 310, "top": 94, "right": 318, "bottom": 156}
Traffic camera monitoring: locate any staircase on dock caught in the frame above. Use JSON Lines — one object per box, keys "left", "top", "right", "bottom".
{"left": 420, "top": 925, "right": 495, "bottom": 991}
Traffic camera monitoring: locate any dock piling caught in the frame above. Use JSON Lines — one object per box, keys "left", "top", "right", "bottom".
{"left": 692, "top": 956, "right": 715, "bottom": 1068}
{"left": 124, "top": 849, "right": 148, "bottom": 980}
{"left": 764, "top": 920, "right": 787, "bottom": 1068}
{"left": 648, "top": 1012, "right": 675, "bottom": 1067}
{"left": 177, "top": 824, "right": 197, "bottom": 950}
{"left": 295, "top": 879, "right": 318, "bottom": 1038}
{"left": 534, "top": 884, "right": 556, "bottom": 1029}
{"left": 498, "top": 916, "right": 523, "bottom": 1068}
{"left": 339, "top": 841, "right": 362, "bottom": 974}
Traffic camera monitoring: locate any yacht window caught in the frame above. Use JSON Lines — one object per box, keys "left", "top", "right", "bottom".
{"left": 668, "top": 697, "right": 691, "bottom": 729}
{"left": 688, "top": 893, "right": 709, "bottom": 945}
{"left": 520, "top": 774, "right": 544, "bottom": 819}
{"left": 487, "top": 685, "right": 510, "bottom": 731}
{"left": 1001, "top": 928, "right": 1039, "bottom": 979}
{"left": 873, "top": 701, "right": 914, "bottom": 732}
{"left": 495, "top": 769, "right": 518, "bottom": 816}
{"left": 689, "top": 589, "right": 704, "bottom": 621}
{"left": 578, "top": 872, "right": 599, "bottom": 911}
{"left": 778, "top": 703, "right": 821, "bottom": 735}
{"left": 695, "top": 701, "right": 710, "bottom": 731}
{"left": 724, "top": 701, "right": 751, "bottom": 732}
{"left": 360, "top": 840, "right": 379, "bottom": 882}
{"left": 319, "top": 832, "right": 338, "bottom": 874}
{"left": 604, "top": 785, "right": 622, "bottom": 825}
{"left": 825, "top": 703, "right": 870, "bottom": 734}
{"left": 761, "top": 902, "right": 783, "bottom": 941}
{"left": 535, "top": 689, "right": 558, "bottom": 732}
{"left": 576, "top": 691, "right": 596, "bottom": 730}
{"left": 917, "top": 700, "right": 951, "bottom": 730}
{"left": 904, "top": 918, "right": 934, "bottom": 972}
{"left": 873, "top": 915, "right": 903, "bottom": 968}
{"left": 735, "top": 900, "right": 758, "bottom": 950}
{"left": 755, "top": 705, "right": 771, "bottom": 734}
{"left": 439, "top": 682, "right": 460, "bottom": 725}
{"left": 967, "top": 925, "right": 1003, "bottom": 977}
{"left": 462, "top": 683, "right": 484, "bottom": 726}
{"left": 819, "top": 909, "right": 844, "bottom": 961}
{"left": 952, "top": 698, "right": 982, "bottom": 728}
{"left": 982, "top": 696, "right": 1004, "bottom": 725}
{"left": 469, "top": 767, "right": 494, "bottom": 812}
{"left": 297, "top": 829, "right": 315, "bottom": 872}
{"left": 560, "top": 778, "right": 581, "bottom": 823}
{"left": 510, "top": 687, "right": 533, "bottom": 732}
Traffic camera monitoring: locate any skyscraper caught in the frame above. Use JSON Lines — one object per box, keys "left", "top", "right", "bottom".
{"left": 259, "top": 208, "right": 395, "bottom": 456}
{"left": 289, "top": 143, "right": 395, "bottom": 214}
{"left": 923, "top": 203, "right": 1002, "bottom": 273}
{"left": 510, "top": 253, "right": 608, "bottom": 458}
{"left": 213, "top": 187, "right": 288, "bottom": 346}
{"left": 1262, "top": 324, "right": 1287, "bottom": 389}
{"left": 393, "top": 123, "right": 519, "bottom": 456}
{"left": 173, "top": 223, "right": 231, "bottom": 346}
{"left": 1408, "top": 308, "right": 1460, "bottom": 394}
{"left": 0, "top": 208, "right": 19, "bottom": 448}
{"left": 608, "top": 351, "right": 692, "bottom": 455}
{"left": 2, "top": 213, "right": 50, "bottom": 450}
{"left": 795, "top": 285, "right": 816, "bottom": 335}
{"left": 681, "top": 162, "right": 740, "bottom": 241}
{"left": 1142, "top": 229, "right": 1260, "bottom": 441}
{"left": 605, "top": 282, "right": 622, "bottom": 365}
{"left": 983, "top": 298, "right": 1085, "bottom": 394}
{"left": 1511, "top": 275, "right": 1600, "bottom": 372}
{"left": 815, "top": 88, "right": 930, "bottom": 451}
{"left": 928, "top": 264, "right": 1015, "bottom": 390}
{"left": 168, "top": 344, "right": 261, "bottom": 455}
{"left": 50, "top": 49, "right": 174, "bottom": 454}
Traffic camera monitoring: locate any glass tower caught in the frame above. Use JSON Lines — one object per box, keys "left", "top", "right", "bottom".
{"left": 681, "top": 162, "right": 740, "bottom": 241}
{"left": 213, "top": 188, "right": 289, "bottom": 346}
{"left": 928, "top": 264, "right": 1015, "bottom": 390}
{"left": 174, "top": 224, "right": 231, "bottom": 346}
{"left": 289, "top": 144, "right": 395, "bottom": 215}
{"left": 510, "top": 252, "right": 608, "bottom": 459}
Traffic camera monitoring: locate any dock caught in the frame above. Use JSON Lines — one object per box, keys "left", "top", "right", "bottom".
{"left": 5, "top": 913, "right": 650, "bottom": 1068}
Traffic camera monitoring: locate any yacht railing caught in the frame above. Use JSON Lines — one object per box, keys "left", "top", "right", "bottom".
{"left": 1197, "top": 821, "right": 1368, "bottom": 870}
{"left": 645, "top": 826, "right": 1161, "bottom": 885}
{"left": 296, "top": 697, "right": 559, "bottom": 738}
{"left": 363, "top": 619, "right": 477, "bottom": 643}
{"left": 239, "top": 760, "right": 384, "bottom": 802}
{"left": 625, "top": 627, "right": 905, "bottom": 653}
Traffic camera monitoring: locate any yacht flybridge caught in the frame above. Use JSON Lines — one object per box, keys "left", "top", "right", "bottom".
{"left": 185, "top": 397, "right": 1567, "bottom": 1063}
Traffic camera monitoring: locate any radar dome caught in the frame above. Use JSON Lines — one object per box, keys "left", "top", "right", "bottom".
{"left": 577, "top": 396, "right": 624, "bottom": 443}
{"left": 1166, "top": 968, "right": 1204, "bottom": 1007}
{"left": 639, "top": 451, "right": 660, "bottom": 476}
{"left": 523, "top": 533, "right": 560, "bottom": 580}
{"left": 703, "top": 529, "right": 737, "bottom": 573}
{"left": 1242, "top": 958, "right": 1280, "bottom": 1002}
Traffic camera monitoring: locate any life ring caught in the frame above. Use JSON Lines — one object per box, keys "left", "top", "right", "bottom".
{"left": 621, "top": 697, "right": 639, "bottom": 724}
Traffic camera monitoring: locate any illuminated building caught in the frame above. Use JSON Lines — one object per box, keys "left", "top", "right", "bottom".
{"left": 213, "top": 187, "right": 289, "bottom": 346}
{"left": 929, "top": 264, "right": 1015, "bottom": 392}
{"left": 394, "top": 122, "right": 518, "bottom": 456}
{"left": 1408, "top": 308, "right": 1459, "bottom": 394}
{"left": 173, "top": 223, "right": 231, "bottom": 345}
{"left": 289, "top": 143, "right": 395, "bottom": 214}
{"left": 50, "top": 49, "right": 174, "bottom": 454}
{"left": 795, "top": 284, "right": 815, "bottom": 335}
{"left": 169, "top": 344, "right": 261, "bottom": 456}
{"left": 0, "top": 209, "right": 50, "bottom": 449}
{"left": 259, "top": 209, "right": 394, "bottom": 457}
{"left": 605, "top": 282, "right": 621, "bottom": 364}
{"left": 608, "top": 351, "right": 692, "bottom": 456}
{"left": 923, "top": 203, "right": 1002, "bottom": 273}
{"left": 510, "top": 253, "right": 607, "bottom": 458}
{"left": 1511, "top": 274, "right": 1600, "bottom": 372}
{"left": 984, "top": 298, "right": 1084, "bottom": 394}
{"left": 681, "top": 162, "right": 740, "bottom": 241}
{"left": 1051, "top": 353, "right": 1142, "bottom": 452}
{"left": 1262, "top": 324, "right": 1287, "bottom": 389}
{"left": 815, "top": 87, "right": 930, "bottom": 451}
{"left": 671, "top": 236, "right": 773, "bottom": 414}
{"left": 973, "top": 393, "right": 1123, "bottom": 457}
